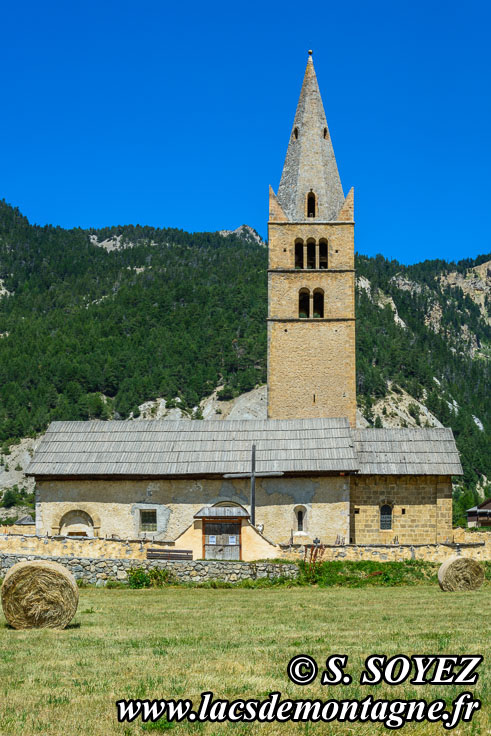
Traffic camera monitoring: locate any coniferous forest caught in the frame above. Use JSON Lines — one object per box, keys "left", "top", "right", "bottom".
{"left": 0, "top": 200, "right": 489, "bottom": 524}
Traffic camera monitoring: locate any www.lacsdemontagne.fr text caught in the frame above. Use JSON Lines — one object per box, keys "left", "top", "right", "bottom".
{"left": 117, "top": 690, "right": 481, "bottom": 730}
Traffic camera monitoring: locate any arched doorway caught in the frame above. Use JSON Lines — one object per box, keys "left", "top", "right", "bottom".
{"left": 59, "top": 510, "right": 95, "bottom": 537}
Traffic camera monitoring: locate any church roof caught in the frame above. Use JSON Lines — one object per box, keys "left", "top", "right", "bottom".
{"left": 276, "top": 51, "right": 345, "bottom": 222}
{"left": 26, "top": 417, "right": 357, "bottom": 477}
{"left": 353, "top": 428, "right": 463, "bottom": 476}
{"left": 26, "top": 418, "right": 462, "bottom": 478}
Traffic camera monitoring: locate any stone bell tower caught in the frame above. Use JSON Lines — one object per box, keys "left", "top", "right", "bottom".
{"left": 267, "top": 51, "right": 356, "bottom": 426}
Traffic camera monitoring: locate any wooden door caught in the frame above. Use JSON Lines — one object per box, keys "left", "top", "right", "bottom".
{"left": 203, "top": 520, "right": 241, "bottom": 560}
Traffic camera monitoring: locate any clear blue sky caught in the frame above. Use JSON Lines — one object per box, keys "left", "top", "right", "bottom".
{"left": 1, "top": 0, "right": 490, "bottom": 264}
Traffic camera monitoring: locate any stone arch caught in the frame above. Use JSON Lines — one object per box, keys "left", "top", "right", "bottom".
{"left": 380, "top": 503, "right": 393, "bottom": 531}
{"left": 52, "top": 505, "right": 101, "bottom": 537}
{"left": 213, "top": 501, "right": 248, "bottom": 513}
{"left": 294, "top": 239, "right": 304, "bottom": 269}
{"left": 299, "top": 289, "right": 310, "bottom": 318}
{"left": 293, "top": 504, "right": 308, "bottom": 533}
{"left": 306, "top": 238, "right": 316, "bottom": 269}
{"left": 319, "top": 239, "right": 328, "bottom": 269}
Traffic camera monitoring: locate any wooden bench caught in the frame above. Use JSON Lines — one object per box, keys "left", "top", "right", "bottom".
{"left": 146, "top": 548, "right": 193, "bottom": 561}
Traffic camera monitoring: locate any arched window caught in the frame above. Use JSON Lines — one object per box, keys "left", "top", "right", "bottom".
{"left": 298, "top": 289, "right": 310, "bottom": 318}
{"left": 294, "top": 127, "right": 299, "bottom": 140}
{"left": 313, "top": 289, "right": 324, "bottom": 318}
{"left": 295, "top": 240, "right": 304, "bottom": 269}
{"left": 306, "top": 239, "right": 316, "bottom": 269}
{"left": 319, "top": 239, "right": 328, "bottom": 269}
{"left": 380, "top": 504, "right": 392, "bottom": 530}
{"left": 297, "top": 509, "right": 304, "bottom": 532}
{"left": 293, "top": 505, "right": 307, "bottom": 532}
{"left": 323, "top": 127, "right": 328, "bottom": 139}
{"left": 307, "top": 192, "right": 316, "bottom": 217}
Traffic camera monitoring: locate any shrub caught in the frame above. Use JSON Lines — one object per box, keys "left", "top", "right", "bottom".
{"left": 1, "top": 488, "right": 19, "bottom": 508}
{"left": 127, "top": 567, "right": 176, "bottom": 589}
{"left": 127, "top": 567, "right": 151, "bottom": 588}
{"left": 149, "top": 568, "right": 176, "bottom": 586}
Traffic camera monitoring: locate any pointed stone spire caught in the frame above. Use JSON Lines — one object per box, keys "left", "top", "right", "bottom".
{"left": 276, "top": 51, "right": 345, "bottom": 222}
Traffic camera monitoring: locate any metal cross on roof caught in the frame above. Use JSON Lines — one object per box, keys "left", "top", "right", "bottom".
{"left": 223, "top": 444, "right": 284, "bottom": 525}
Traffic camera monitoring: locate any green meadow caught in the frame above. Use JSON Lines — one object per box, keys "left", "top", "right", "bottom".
{"left": 0, "top": 585, "right": 489, "bottom": 735}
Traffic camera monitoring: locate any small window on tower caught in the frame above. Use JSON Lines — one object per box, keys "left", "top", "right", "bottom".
{"left": 313, "top": 289, "right": 324, "bottom": 318}
{"left": 298, "top": 289, "right": 310, "bottom": 318}
{"left": 295, "top": 240, "right": 304, "bottom": 269}
{"left": 294, "top": 127, "right": 299, "bottom": 140}
{"left": 306, "top": 239, "right": 316, "bottom": 269}
{"left": 323, "top": 127, "right": 328, "bottom": 139}
{"left": 307, "top": 192, "right": 316, "bottom": 217}
{"left": 319, "top": 240, "right": 328, "bottom": 269}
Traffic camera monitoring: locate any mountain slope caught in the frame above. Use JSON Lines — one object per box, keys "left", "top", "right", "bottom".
{"left": 0, "top": 199, "right": 489, "bottom": 525}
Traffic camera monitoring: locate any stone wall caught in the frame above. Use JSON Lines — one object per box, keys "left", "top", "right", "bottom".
{"left": 351, "top": 475, "right": 453, "bottom": 544}
{"left": 0, "top": 552, "right": 298, "bottom": 586}
{"left": 35, "top": 475, "right": 350, "bottom": 547}
{"left": 267, "top": 219, "right": 356, "bottom": 426}
{"left": 267, "top": 320, "right": 356, "bottom": 423}
{"left": 453, "top": 528, "right": 490, "bottom": 544}
{"left": 0, "top": 531, "right": 148, "bottom": 559}
{"left": 281, "top": 541, "right": 489, "bottom": 563}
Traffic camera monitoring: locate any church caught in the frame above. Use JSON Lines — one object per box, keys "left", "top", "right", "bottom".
{"left": 26, "top": 52, "right": 462, "bottom": 560}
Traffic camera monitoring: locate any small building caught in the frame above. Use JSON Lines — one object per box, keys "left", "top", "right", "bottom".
{"left": 467, "top": 499, "right": 491, "bottom": 528}
{"left": 15, "top": 514, "right": 35, "bottom": 526}
{"left": 26, "top": 51, "right": 464, "bottom": 557}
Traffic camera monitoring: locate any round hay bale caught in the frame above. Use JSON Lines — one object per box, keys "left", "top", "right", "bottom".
{"left": 438, "top": 556, "right": 485, "bottom": 592}
{"left": 1, "top": 560, "right": 79, "bottom": 629}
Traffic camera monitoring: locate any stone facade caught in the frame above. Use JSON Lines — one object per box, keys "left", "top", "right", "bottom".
{"left": 267, "top": 219, "right": 356, "bottom": 425}
{"left": 33, "top": 474, "right": 458, "bottom": 551}
{"left": 350, "top": 475, "right": 453, "bottom": 544}
{"left": 0, "top": 552, "right": 298, "bottom": 585}
{"left": 35, "top": 474, "right": 350, "bottom": 553}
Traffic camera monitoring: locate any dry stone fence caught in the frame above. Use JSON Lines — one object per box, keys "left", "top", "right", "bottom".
{"left": 0, "top": 552, "right": 298, "bottom": 586}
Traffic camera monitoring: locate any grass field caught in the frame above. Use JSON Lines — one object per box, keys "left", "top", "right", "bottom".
{"left": 0, "top": 585, "right": 489, "bottom": 735}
